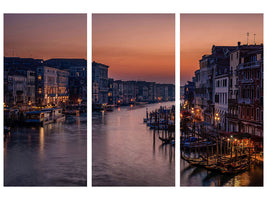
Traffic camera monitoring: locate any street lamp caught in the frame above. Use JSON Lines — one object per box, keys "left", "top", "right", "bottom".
{"left": 215, "top": 113, "right": 220, "bottom": 162}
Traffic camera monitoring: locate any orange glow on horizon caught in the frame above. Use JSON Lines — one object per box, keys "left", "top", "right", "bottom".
{"left": 92, "top": 14, "right": 175, "bottom": 84}
{"left": 4, "top": 14, "right": 87, "bottom": 60}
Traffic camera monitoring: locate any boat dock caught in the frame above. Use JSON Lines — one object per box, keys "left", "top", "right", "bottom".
{"left": 144, "top": 105, "right": 175, "bottom": 145}
{"left": 180, "top": 113, "right": 263, "bottom": 175}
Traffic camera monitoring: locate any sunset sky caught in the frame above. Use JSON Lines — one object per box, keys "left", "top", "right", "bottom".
{"left": 4, "top": 14, "right": 87, "bottom": 60}
{"left": 180, "top": 14, "right": 263, "bottom": 85}
{"left": 92, "top": 14, "right": 175, "bottom": 84}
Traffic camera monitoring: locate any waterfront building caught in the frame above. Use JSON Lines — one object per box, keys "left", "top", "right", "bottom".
{"left": 4, "top": 57, "right": 43, "bottom": 106}
{"left": 92, "top": 82, "right": 99, "bottom": 104}
{"left": 36, "top": 66, "right": 69, "bottom": 106}
{"left": 136, "top": 81, "right": 149, "bottom": 102}
{"left": 26, "top": 70, "right": 36, "bottom": 105}
{"left": 57, "top": 69, "right": 69, "bottom": 105}
{"left": 193, "top": 70, "right": 202, "bottom": 116}
{"left": 155, "top": 84, "right": 170, "bottom": 101}
{"left": 92, "top": 61, "right": 174, "bottom": 106}
{"left": 214, "top": 66, "right": 229, "bottom": 130}
{"left": 167, "top": 84, "right": 175, "bottom": 101}
{"left": 92, "top": 61, "right": 109, "bottom": 104}
{"left": 124, "top": 81, "right": 138, "bottom": 104}
{"left": 184, "top": 79, "right": 195, "bottom": 107}
{"left": 194, "top": 45, "right": 236, "bottom": 125}
{"left": 45, "top": 58, "right": 87, "bottom": 104}
{"left": 6, "top": 75, "right": 27, "bottom": 106}
{"left": 68, "top": 66, "right": 87, "bottom": 104}
{"left": 195, "top": 54, "right": 214, "bottom": 123}
{"left": 113, "top": 80, "right": 124, "bottom": 105}
{"left": 227, "top": 43, "right": 263, "bottom": 132}
{"left": 237, "top": 48, "right": 263, "bottom": 137}
{"left": 108, "top": 78, "right": 114, "bottom": 105}
{"left": 180, "top": 85, "right": 185, "bottom": 100}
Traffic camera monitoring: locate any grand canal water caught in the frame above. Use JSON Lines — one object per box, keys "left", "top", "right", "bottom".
{"left": 180, "top": 154, "right": 263, "bottom": 186}
{"left": 92, "top": 102, "right": 175, "bottom": 186}
{"left": 4, "top": 114, "right": 87, "bottom": 186}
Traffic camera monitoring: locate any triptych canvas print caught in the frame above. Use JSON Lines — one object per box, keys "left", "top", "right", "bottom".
{"left": 3, "top": 13, "right": 263, "bottom": 187}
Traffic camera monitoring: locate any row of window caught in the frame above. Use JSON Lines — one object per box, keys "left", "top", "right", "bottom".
{"left": 240, "top": 70, "right": 261, "bottom": 80}
{"left": 216, "top": 78, "right": 227, "bottom": 88}
{"left": 239, "top": 86, "right": 261, "bottom": 99}
{"left": 214, "top": 92, "right": 227, "bottom": 104}
{"left": 238, "top": 106, "right": 263, "bottom": 121}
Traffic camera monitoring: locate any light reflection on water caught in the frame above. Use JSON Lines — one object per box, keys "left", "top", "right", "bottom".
{"left": 180, "top": 155, "right": 263, "bottom": 186}
{"left": 4, "top": 114, "right": 87, "bottom": 186}
{"left": 92, "top": 102, "right": 175, "bottom": 186}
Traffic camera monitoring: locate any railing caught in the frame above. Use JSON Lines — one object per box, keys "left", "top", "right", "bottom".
{"left": 226, "top": 113, "right": 238, "bottom": 118}
{"left": 240, "top": 79, "right": 254, "bottom": 84}
{"left": 239, "top": 60, "right": 261, "bottom": 70}
{"left": 238, "top": 98, "right": 251, "bottom": 104}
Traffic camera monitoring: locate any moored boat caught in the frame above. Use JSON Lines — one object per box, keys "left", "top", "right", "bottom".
{"left": 105, "top": 105, "right": 114, "bottom": 111}
{"left": 25, "top": 110, "right": 51, "bottom": 126}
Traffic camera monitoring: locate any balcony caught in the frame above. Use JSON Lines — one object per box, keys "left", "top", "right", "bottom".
{"left": 226, "top": 113, "right": 238, "bottom": 119}
{"left": 228, "top": 98, "right": 237, "bottom": 106}
{"left": 239, "top": 60, "right": 261, "bottom": 70}
{"left": 240, "top": 79, "right": 254, "bottom": 84}
{"left": 238, "top": 98, "right": 251, "bottom": 104}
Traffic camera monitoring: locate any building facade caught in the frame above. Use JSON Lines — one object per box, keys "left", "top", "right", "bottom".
{"left": 92, "top": 61, "right": 109, "bottom": 104}
{"left": 36, "top": 66, "right": 69, "bottom": 106}
{"left": 215, "top": 70, "right": 229, "bottom": 130}
{"left": 6, "top": 75, "right": 27, "bottom": 106}
{"left": 238, "top": 48, "right": 263, "bottom": 137}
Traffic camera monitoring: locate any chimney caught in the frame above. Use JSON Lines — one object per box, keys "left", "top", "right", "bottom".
{"left": 238, "top": 41, "right": 241, "bottom": 47}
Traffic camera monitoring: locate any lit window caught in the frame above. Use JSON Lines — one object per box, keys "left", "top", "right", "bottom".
{"left": 38, "top": 75, "right": 41, "bottom": 80}
{"left": 38, "top": 88, "right": 42, "bottom": 94}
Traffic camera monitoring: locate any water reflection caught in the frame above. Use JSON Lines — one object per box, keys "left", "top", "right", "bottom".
{"left": 39, "top": 127, "right": 44, "bottom": 158}
{"left": 92, "top": 102, "right": 175, "bottom": 186}
{"left": 180, "top": 157, "right": 263, "bottom": 186}
{"left": 4, "top": 114, "right": 87, "bottom": 186}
